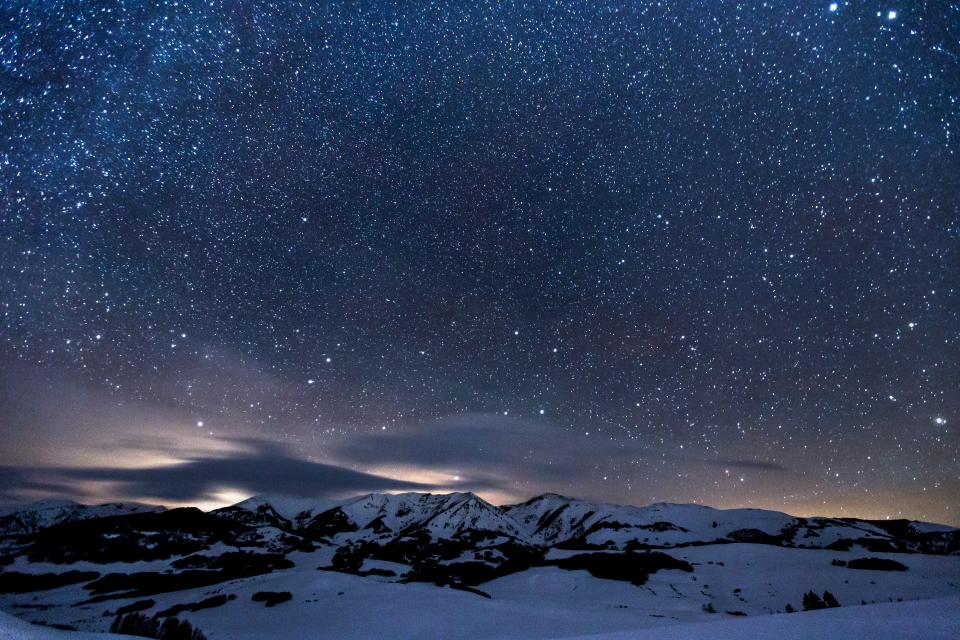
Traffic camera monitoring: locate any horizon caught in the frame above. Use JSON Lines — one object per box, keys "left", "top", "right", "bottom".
{"left": 4, "top": 487, "right": 957, "bottom": 528}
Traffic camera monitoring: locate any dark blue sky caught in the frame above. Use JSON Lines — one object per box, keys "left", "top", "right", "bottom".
{"left": 1, "top": 1, "right": 957, "bottom": 522}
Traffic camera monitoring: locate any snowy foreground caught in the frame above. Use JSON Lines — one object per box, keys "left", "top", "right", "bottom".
{"left": 566, "top": 597, "right": 960, "bottom": 640}
{"left": 1, "top": 493, "right": 958, "bottom": 638}
{"left": 2, "top": 597, "right": 957, "bottom": 640}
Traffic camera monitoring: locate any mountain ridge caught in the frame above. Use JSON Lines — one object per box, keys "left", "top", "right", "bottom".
{"left": 0, "top": 491, "right": 958, "bottom": 638}
{"left": 3, "top": 492, "right": 956, "bottom": 547}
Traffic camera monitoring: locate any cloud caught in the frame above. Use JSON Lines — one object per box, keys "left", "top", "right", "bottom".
{"left": 0, "top": 466, "right": 90, "bottom": 503}
{"left": 1, "top": 439, "right": 432, "bottom": 505}
{"left": 328, "top": 414, "right": 791, "bottom": 504}
{"left": 331, "top": 413, "right": 619, "bottom": 484}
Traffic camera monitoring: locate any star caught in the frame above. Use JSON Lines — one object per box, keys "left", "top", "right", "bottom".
{"left": 0, "top": 0, "right": 955, "bottom": 526}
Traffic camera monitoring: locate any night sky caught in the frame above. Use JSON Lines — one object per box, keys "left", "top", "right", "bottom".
{"left": 1, "top": 1, "right": 958, "bottom": 524}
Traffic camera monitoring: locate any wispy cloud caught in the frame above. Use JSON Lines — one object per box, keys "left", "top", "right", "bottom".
{"left": 1, "top": 439, "right": 432, "bottom": 505}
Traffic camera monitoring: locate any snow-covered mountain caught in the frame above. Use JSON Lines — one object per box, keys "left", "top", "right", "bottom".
{"left": 206, "top": 491, "right": 959, "bottom": 557}
{"left": 0, "top": 500, "right": 164, "bottom": 538}
{"left": 0, "top": 492, "right": 957, "bottom": 639}
{"left": 6, "top": 492, "right": 954, "bottom": 556}
{"left": 213, "top": 495, "right": 336, "bottom": 531}
{"left": 302, "top": 492, "right": 522, "bottom": 542}
{"left": 501, "top": 494, "right": 946, "bottom": 552}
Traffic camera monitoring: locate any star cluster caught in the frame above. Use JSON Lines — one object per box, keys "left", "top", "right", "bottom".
{"left": 1, "top": 1, "right": 957, "bottom": 521}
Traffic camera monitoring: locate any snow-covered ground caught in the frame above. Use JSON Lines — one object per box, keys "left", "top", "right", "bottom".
{"left": 4, "top": 542, "right": 957, "bottom": 639}
{"left": 563, "top": 597, "right": 960, "bottom": 640}
{"left": 2, "top": 593, "right": 957, "bottom": 640}
{"left": 0, "top": 610, "right": 121, "bottom": 639}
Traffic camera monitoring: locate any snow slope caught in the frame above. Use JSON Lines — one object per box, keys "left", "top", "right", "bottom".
{"left": 563, "top": 597, "right": 960, "bottom": 640}
{"left": 0, "top": 611, "right": 122, "bottom": 640}
{"left": 2, "top": 590, "right": 955, "bottom": 640}
{"left": 4, "top": 542, "right": 956, "bottom": 639}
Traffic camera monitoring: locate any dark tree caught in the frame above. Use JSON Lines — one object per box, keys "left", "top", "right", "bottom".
{"left": 110, "top": 613, "right": 206, "bottom": 640}
{"left": 802, "top": 591, "right": 826, "bottom": 611}
{"left": 822, "top": 591, "right": 841, "bottom": 608}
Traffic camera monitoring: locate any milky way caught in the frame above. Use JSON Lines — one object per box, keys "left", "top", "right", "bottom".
{"left": 0, "top": 2, "right": 957, "bottom": 522}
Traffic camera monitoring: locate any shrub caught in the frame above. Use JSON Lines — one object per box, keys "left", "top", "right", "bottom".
{"left": 0, "top": 570, "right": 99, "bottom": 593}
{"left": 846, "top": 557, "right": 908, "bottom": 572}
{"left": 84, "top": 551, "right": 289, "bottom": 600}
{"left": 551, "top": 552, "right": 693, "bottom": 586}
{"left": 251, "top": 591, "right": 292, "bottom": 607}
{"left": 85, "top": 570, "right": 235, "bottom": 599}
{"left": 802, "top": 590, "right": 840, "bottom": 610}
{"left": 27, "top": 509, "right": 243, "bottom": 564}
{"left": 171, "top": 552, "right": 292, "bottom": 573}
{"left": 115, "top": 599, "right": 155, "bottom": 616}
{"left": 726, "top": 528, "right": 783, "bottom": 545}
{"left": 157, "top": 594, "right": 234, "bottom": 617}
{"left": 110, "top": 613, "right": 206, "bottom": 640}
{"left": 330, "top": 543, "right": 368, "bottom": 573}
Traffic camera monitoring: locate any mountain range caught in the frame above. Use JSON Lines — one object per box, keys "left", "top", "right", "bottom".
{"left": 0, "top": 492, "right": 957, "bottom": 639}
